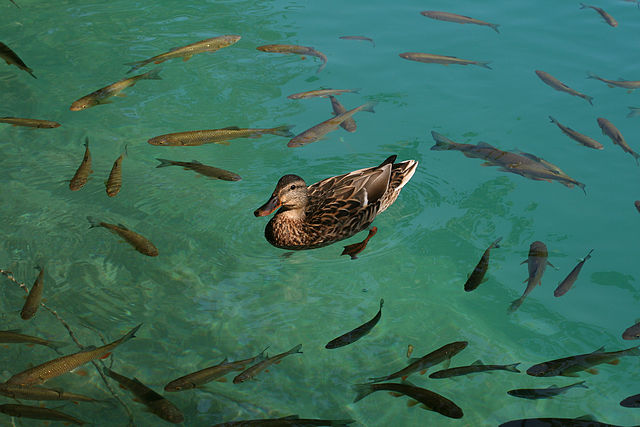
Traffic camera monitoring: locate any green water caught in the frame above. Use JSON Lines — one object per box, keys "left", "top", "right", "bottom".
{"left": 1, "top": 0, "right": 640, "bottom": 426}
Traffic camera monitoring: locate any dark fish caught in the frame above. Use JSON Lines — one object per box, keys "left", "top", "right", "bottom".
{"left": 580, "top": 3, "right": 618, "bottom": 27}
{"left": 554, "top": 249, "right": 593, "bottom": 297}
{"left": 464, "top": 237, "right": 502, "bottom": 291}
{"left": 369, "top": 341, "right": 468, "bottom": 382}
{"left": 628, "top": 107, "right": 640, "bottom": 118}
{"left": 288, "top": 89, "right": 359, "bottom": 100}
{"left": 0, "top": 330, "right": 66, "bottom": 350}
{"left": 353, "top": 381, "right": 463, "bottom": 419}
{"left": 597, "top": 117, "right": 640, "bottom": 164}
{"left": 549, "top": 116, "right": 603, "bottom": 150}
{"left": 87, "top": 217, "right": 158, "bottom": 257}
{"left": 104, "top": 368, "right": 184, "bottom": 424}
{"left": 587, "top": 72, "right": 640, "bottom": 91}
{"left": 71, "top": 68, "right": 162, "bottom": 111}
{"left": 0, "top": 404, "right": 85, "bottom": 425}
{"left": 620, "top": 393, "right": 640, "bottom": 408}
{"left": 233, "top": 344, "right": 302, "bottom": 383}
{"left": 622, "top": 321, "right": 640, "bottom": 340}
{"left": 257, "top": 44, "right": 327, "bottom": 73}
{"left": 400, "top": 52, "right": 491, "bottom": 69}
{"left": 511, "top": 152, "right": 586, "bottom": 193}
{"left": 105, "top": 147, "right": 127, "bottom": 197}
{"left": 155, "top": 159, "right": 241, "bottom": 181}
{"left": 509, "top": 241, "right": 553, "bottom": 313}
{"left": 0, "top": 383, "right": 100, "bottom": 402}
{"left": 420, "top": 11, "right": 500, "bottom": 33}
{"left": 126, "top": 35, "right": 241, "bottom": 73}
{"left": 535, "top": 70, "right": 593, "bottom": 105}
{"left": 20, "top": 266, "right": 44, "bottom": 320}
{"left": 0, "top": 117, "right": 59, "bottom": 128}
{"left": 500, "top": 417, "right": 616, "bottom": 427}
{"left": 341, "top": 227, "right": 377, "bottom": 259}
{"left": 212, "top": 415, "right": 355, "bottom": 426}
{"left": 69, "top": 138, "right": 93, "bottom": 191}
{"left": 339, "top": 35, "right": 375, "bottom": 47}
{"left": 325, "top": 298, "right": 383, "bottom": 349}
{"left": 148, "top": 125, "right": 294, "bottom": 146}
{"left": 429, "top": 360, "right": 520, "bottom": 379}
{"left": 164, "top": 348, "right": 267, "bottom": 391}
{"left": 527, "top": 345, "right": 640, "bottom": 377}
{"left": 329, "top": 95, "right": 356, "bottom": 132}
{"left": 0, "top": 42, "right": 35, "bottom": 78}
{"left": 6, "top": 324, "right": 141, "bottom": 385}
{"left": 507, "top": 381, "right": 588, "bottom": 399}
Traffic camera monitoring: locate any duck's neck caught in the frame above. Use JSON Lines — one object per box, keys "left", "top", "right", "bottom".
{"left": 279, "top": 208, "right": 306, "bottom": 221}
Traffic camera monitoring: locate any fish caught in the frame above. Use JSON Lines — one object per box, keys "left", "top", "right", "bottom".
{"left": 164, "top": 347, "right": 268, "bottom": 391}
{"left": 430, "top": 131, "right": 585, "bottom": 191}
{"left": 0, "top": 117, "right": 60, "bottom": 128}
{"left": 0, "top": 383, "right": 100, "bottom": 402}
{"left": 6, "top": 324, "right": 141, "bottom": 385}
{"left": 507, "top": 381, "right": 588, "bottom": 399}
{"left": 20, "top": 266, "right": 44, "bottom": 320}
{"left": 628, "top": 107, "right": 640, "bottom": 118}
{"left": 420, "top": 11, "right": 500, "bottom": 33}
{"left": 329, "top": 95, "right": 356, "bottom": 132}
{"left": 103, "top": 368, "right": 184, "bottom": 424}
{"left": 526, "top": 345, "right": 640, "bottom": 377}
{"left": 580, "top": 3, "right": 618, "bottom": 27}
{"left": 509, "top": 241, "right": 554, "bottom": 313}
{"left": 597, "top": 117, "right": 640, "bottom": 164}
{"left": 549, "top": 116, "right": 603, "bottom": 150}
{"left": 464, "top": 237, "right": 502, "bottom": 291}
{"left": 211, "top": 415, "right": 356, "bottom": 426}
{"left": 587, "top": 72, "right": 640, "bottom": 91}
{"left": 155, "top": 159, "right": 242, "bottom": 181}
{"left": 325, "top": 298, "right": 383, "bottom": 349}
{"left": 87, "top": 217, "right": 158, "bottom": 257}
{"left": 429, "top": 360, "right": 520, "bottom": 379}
{"left": 400, "top": 52, "right": 491, "bottom": 69}
{"left": 0, "top": 42, "right": 35, "bottom": 78}
{"left": 369, "top": 341, "right": 468, "bottom": 382}
{"left": 69, "top": 138, "right": 93, "bottom": 191}
{"left": 339, "top": 35, "right": 375, "bottom": 47}
{"left": 622, "top": 321, "right": 640, "bottom": 340}
{"left": 341, "top": 227, "right": 377, "bottom": 259}
{"left": 105, "top": 147, "right": 127, "bottom": 197}
{"left": 353, "top": 381, "right": 463, "bottom": 419}
{"left": 148, "top": 125, "right": 294, "bottom": 146}
{"left": 620, "top": 393, "right": 640, "bottom": 408}
{"left": 0, "top": 404, "right": 86, "bottom": 425}
{"left": 288, "top": 102, "right": 376, "bottom": 147}
{"left": 535, "top": 70, "right": 593, "bottom": 105}
{"left": 126, "top": 35, "right": 241, "bottom": 73}
{"left": 635, "top": 201, "right": 640, "bottom": 213}
{"left": 257, "top": 44, "right": 327, "bottom": 73}
{"left": 233, "top": 344, "right": 302, "bottom": 383}
{"left": 554, "top": 249, "right": 593, "bottom": 297}
{"left": 499, "top": 416, "right": 615, "bottom": 427}
{"left": 0, "top": 330, "right": 67, "bottom": 351}
{"left": 70, "top": 68, "right": 162, "bottom": 111}
{"left": 287, "top": 88, "right": 359, "bottom": 100}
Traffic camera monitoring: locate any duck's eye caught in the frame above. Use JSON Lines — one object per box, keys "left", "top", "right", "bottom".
{"left": 290, "top": 185, "right": 296, "bottom": 190}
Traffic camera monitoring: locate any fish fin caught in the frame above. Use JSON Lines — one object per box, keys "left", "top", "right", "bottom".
{"left": 586, "top": 368, "right": 598, "bottom": 375}
{"left": 216, "top": 140, "right": 231, "bottom": 145}
{"left": 505, "top": 363, "right": 521, "bottom": 373}
{"left": 407, "top": 399, "right": 420, "bottom": 407}
{"left": 100, "top": 352, "right": 112, "bottom": 359}
{"left": 155, "top": 158, "right": 174, "bottom": 168}
{"left": 400, "top": 378, "right": 417, "bottom": 387}
{"left": 572, "top": 381, "right": 588, "bottom": 389}
{"left": 471, "top": 360, "right": 484, "bottom": 366}
{"left": 419, "top": 369, "right": 427, "bottom": 375}
{"left": 584, "top": 95, "right": 594, "bottom": 106}
{"left": 508, "top": 296, "right": 525, "bottom": 313}
{"left": 489, "top": 23, "right": 500, "bottom": 33}
{"left": 547, "top": 261, "right": 558, "bottom": 270}
{"left": 549, "top": 115, "right": 558, "bottom": 124}
{"left": 561, "top": 372, "right": 580, "bottom": 377}
{"left": 256, "top": 346, "right": 270, "bottom": 361}
{"left": 401, "top": 375, "right": 408, "bottom": 381}
{"left": 352, "top": 383, "right": 374, "bottom": 402}
{"left": 215, "top": 377, "right": 227, "bottom": 382}
{"left": 477, "top": 141, "right": 496, "bottom": 148}
{"left": 575, "top": 415, "right": 596, "bottom": 421}
{"left": 388, "top": 392, "right": 403, "bottom": 397}
{"left": 606, "top": 359, "right": 620, "bottom": 365}
{"left": 80, "top": 345, "right": 97, "bottom": 352}
{"left": 182, "top": 55, "right": 192, "bottom": 62}
{"left": 117, "top": 224, "right": 129, "bottom": 230}
{"left": 591, "top": 346, "right": 606, "bottom": 354}
{"left": 114, "top": 93, "right": 127, "bottom": 97}
{"left": 627, "top": 89, "right": 634, "bottom": 94}
{"left": 429, "top": 131, "right": 456, "bottom": 150}
{"left": 247, "top": 133, "right": 263, "bottom": 139}
{"left": 521, "top": 259, "right": 528, "bottom": 265}
{"left": 141, "top": 67, "right": 163, "bottom": 80}
{"left": 270, "top": 124, "right": 296, "bottom": 137}
{"left": 407, "top": 358, "right": 420, "bottom": 364}
{"left": 287, "top": 343, "right": 303, "bottom": 354}
{"left": 361, "top": 101, "right": 377, "bottom": 113}
{"left": 491, "top": 237, "right": 503, "bottom": 249}
{"left": 190, "top": 160, "right": 202, "bottom": 164}
{"left": 476, "top": 61, "right": 492, "bottom": 70}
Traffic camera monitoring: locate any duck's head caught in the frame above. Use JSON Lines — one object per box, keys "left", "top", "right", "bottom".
{"left": 254, "top": 174, "right": 308, "bottom": 217}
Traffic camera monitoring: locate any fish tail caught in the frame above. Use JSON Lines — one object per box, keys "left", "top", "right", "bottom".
{"left": 286, "top": 343, "right": 303, "bottom": 355}
{"left": 583, "top": 249, "right": 594, "bottom": 261}
{"left": 84, "top": 137, "right": 90, "bottom": 148}
{"left": 627, "top": 345, "right": 640, "bottom": 356}
{"left": 491, "top": 237, "right": 503, "bottom": 249}
{"left": 86, "top": 216, "right": 101, "bottom": 229}
{"left": 117, "top": 324, "right": 142, "bottom": 344}
{"left": 477, "top": 61, "right": 492, "bottom": 70}
{"left": 579, "top": 2, "right": 587, "bottom": 9}
{"left": 627, "top": 107, "right": 640, "bottom": 118}
{"left": 26, "top": 68, "right": 37, "bottom": 79}
{"left": 352, "top": 383, "right": 375, "bottom": 403}
{"left": 584, "top": 95, "right": 594, "bottom": 106}
{"left": 140, "top": 67, "right": 163, "bottom": 80}
{"left": 572, "top": 380, "right": 588, "bottom": 389}
{"left": 362, "top": 101, "right": 377, "bottom": 113}
{"left": 270, "top": 124, "right": 295, "bottom": 137}
{"left": 367, "top": 375, "right": 387, "bottom": 383}
{"left": 633, "top": 152, "right": 640, "bottom": 166}
{"left": 548, "top": 116, "right": 558, "bottom": 124}
{"left": 578, "top": 182, "right": 587, "bottom": 195}
{"left": 155, "top": 158, "right": 175, "bottom": 168}
{"left": 256, "top": 345, "right": 270, "bottom": 361}
{"left": 505, "top": 363, "right": 521, "bottom": 373}
{"left": 124, "top": 60, "right": 148, "bottom": 74}
{"left": 430, "top": 131, "right": 456, "bottom": 150}
{"left": 586, "top": 71, "right": 599, "bottom": 80}
{"left": 379, "top": 298, "right": 384, "bottom": 310}
{"left": 508, "top": 296, "right": 525, "bottom": 313}
{"left": 489, "top": 24, "right": 500, "bottom": 34}
{"left": 329, "top": 420, "right": 356, "bottom": 426}
{"left": 316, "top": 53, "right": 328, "bottom": 73}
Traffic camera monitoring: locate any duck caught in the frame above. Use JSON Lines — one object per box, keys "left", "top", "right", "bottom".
{"left": 254, "top": 155, "right": 418, "bottom": 250}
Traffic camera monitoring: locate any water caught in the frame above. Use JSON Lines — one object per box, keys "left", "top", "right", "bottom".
{"left": 1, "top": 0, "right": 639, "bottom": 425}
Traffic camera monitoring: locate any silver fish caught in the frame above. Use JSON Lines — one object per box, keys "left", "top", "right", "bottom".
{"left": 554, "top": 249, "right": 593, "bottom": 297}
{"left": 509, "top": 241, "right": 554, "bottom": 313}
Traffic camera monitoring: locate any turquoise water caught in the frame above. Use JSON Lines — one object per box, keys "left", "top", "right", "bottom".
{"left": 1, "top": 0, "right": 640, "bottom": 425}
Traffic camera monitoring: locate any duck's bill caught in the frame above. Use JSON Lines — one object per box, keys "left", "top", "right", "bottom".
{"left": 254, "top": 195, "right": 281, "bottom": 217}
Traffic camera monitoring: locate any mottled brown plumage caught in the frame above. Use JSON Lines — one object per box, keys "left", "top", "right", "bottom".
{"left": 254, "top": 156, "right": 417, "bottom": 250}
